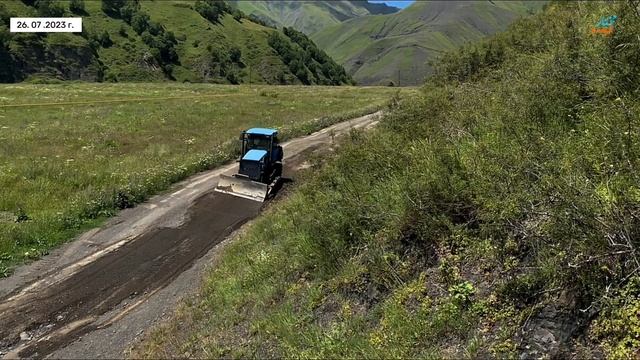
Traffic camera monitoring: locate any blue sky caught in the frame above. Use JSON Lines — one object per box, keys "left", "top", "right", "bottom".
{"left": 369, "top": 0, "right": 415, "bottom": 9}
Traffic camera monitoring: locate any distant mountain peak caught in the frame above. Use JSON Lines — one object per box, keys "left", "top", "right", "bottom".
{"left": 229, "top": 1, "right": 402, "bottom": 35}
{"left": 312, "top": 0, "right": 545, "bottom": 85}
{"left": 350, "top": 0, "right": 401, "bottom": 14}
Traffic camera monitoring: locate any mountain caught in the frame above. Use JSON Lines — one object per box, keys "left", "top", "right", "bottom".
{"left": 228, "top": 0, "right": 400, "bottom": 35}
{"left": 0, "top": 0, "right": 351, "bottom": 85}
{"left": 312, "top": 0, "right": 544, "bottom": 85}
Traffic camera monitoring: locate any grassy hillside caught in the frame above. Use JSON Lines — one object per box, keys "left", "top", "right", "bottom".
{"left": 0, "top": 84, "right": 406, "bottom": 276}
{"left": 134, "top": 1, "right": 640, "bottom": 358}
{"left": 0, "top": 0, "right": 350, "bottom": 85}
{"left": 312, "top": 0, "right": 543, "bottom": 86}
{"left": 228, "top": 0, "right": 399, "bottom": 35}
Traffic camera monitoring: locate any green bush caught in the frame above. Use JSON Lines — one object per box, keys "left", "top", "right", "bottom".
{"left": 101, "top": 0, "right": 127, "bottom": 17}
{"left": 36, "top": 0, "right": 65, "bottom": 17}
{"left": 194, "top": 0, "right": 229, "bottom": 24}
{"left": 69, "top": 0, "right": 85, "bottom": 14}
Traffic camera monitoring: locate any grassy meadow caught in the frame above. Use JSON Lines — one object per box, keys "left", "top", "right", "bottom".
{"left": 0, "top": 83, "right": 407, "bottom": 275}
{"left": 134, "top": 2, "right": 640, "bottom": 358}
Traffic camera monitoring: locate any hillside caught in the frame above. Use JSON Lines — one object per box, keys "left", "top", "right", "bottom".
{"left": 0, "top": 0, "right": 351, "bottom": 85}
{"left": 135, "top": 1, "right": 640, "bottom": 358}
{"left": 312, "top": 0, "right": 544, "bottom": 85}
{"left": 228, "top": 0, "right": 399, "bottom": 35}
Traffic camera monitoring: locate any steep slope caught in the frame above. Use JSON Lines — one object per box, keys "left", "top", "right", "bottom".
{"left": 136, "top": 1, "right": 640, "bottom": 358}
{"left": 229, "top": 0, "right": 399, "bottom": 35}
{"left": 312, "top": 0, "right": 543, "bottom": 85}
{"left": 0, "top": 0, "right": 351, "bottom": 85}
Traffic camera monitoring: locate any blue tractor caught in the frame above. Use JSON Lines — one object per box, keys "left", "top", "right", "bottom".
{"left": 215, "top": 128, "right": 283, "bottom": 202}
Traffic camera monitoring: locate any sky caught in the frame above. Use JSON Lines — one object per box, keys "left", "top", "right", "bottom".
{"left": 369, "top": 1, "right": 415, "bottom": 9}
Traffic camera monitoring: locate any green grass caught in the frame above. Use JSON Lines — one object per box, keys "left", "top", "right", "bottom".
{"left": 0, "top": 83, "right": 409, "bottom": 276}
{"left": 311, "top": 1, "right": 544, "bottom": 85}
{"left": 0, "top": 0, "right": 349, "bottom": 84}
{"left": 133, "top": 1, "right": 640, "bottom": 358}
{"left": 229, "top": 1, "right": 399, "bottom": 35}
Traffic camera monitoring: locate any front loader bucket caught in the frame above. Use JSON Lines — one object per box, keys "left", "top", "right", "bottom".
{"left": 215, "top": 174, "right": 269, "bottom": 202}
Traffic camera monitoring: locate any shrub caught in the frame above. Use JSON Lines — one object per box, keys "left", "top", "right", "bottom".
{"left": 131, "top": 12, "right": 150, "bottom": 34}
{"left": 229, "top": 46, "right": 241, "bottom": 63}
{"left": 101, "top": 0, "right": 127, "bottom": 17}
{"left": 99, "top": 30, "right": 112, "bottom": 47}
{"left": 69, "top": 0, "right": 85, "bottom": 14}
{"left": 194, "top": 0, "right": 229, "bottom": 24}
{"left": 36, "top": 0, "right": 65, "bottom": 17}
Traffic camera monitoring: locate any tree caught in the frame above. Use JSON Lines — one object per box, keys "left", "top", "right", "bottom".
{"left": 0, "top": 28, "right": 17, "bottom": 82}
{"left": 195, "top": 0, "right": 230, "bottom": 24}
{"left": 36, "top": 0, "right": 65, "bottom": 17}
{"left": 232, "top": 9, "right": 243, "bottom": 22}
{"left": 131, "top": 12, "right": 150, "bottom": 34}
{"left": 0, "top": 3, "right": 12, "bottom": 26}
{"left": 99, "top": 30, "right": 112, "bottom": 47}
{"left": 226, "top": 69, "right": 239, "bottom": 84}
{"left": 140, "top": 31, "right": 153, "bottom": 46}
{"left": 69, "top": 0, "right": 85, "bottom": 14}
{"left": 118, "top": 25, "right": 128, "bottom": 37}
{"left": 163, "top": 31, "right": 176, "bottom": 45}
{"left": 229, "top": 46, "right": 241, "bottom": 63}
{"left": 101, "top": 0, "right": 127, "bottom": 17}
{"left": 118, "top": 1, "right": 139, "bottom": 22}
{"left": 148, "top": 21, "right": 162, "bottom": 36}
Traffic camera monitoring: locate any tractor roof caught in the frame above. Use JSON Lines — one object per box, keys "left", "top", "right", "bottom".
{"left": 246, "top": 128, "right": 278, "bottom": 136}
{"left": 242, "top": 149, "right": 268, "bottom": 162}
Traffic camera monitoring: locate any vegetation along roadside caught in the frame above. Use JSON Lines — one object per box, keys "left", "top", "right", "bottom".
{"left": 133, "top": 2, "right": 640, "bottom": 358}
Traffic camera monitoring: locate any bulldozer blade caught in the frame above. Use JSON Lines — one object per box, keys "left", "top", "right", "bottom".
{"left": 214, "top": 174, "right": 269, "bottom": 202}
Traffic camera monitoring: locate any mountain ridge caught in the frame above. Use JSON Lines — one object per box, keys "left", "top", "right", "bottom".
{"left": 312, "top": 0, "right": 544, "bottom": 85}
{"left": 229, "top": 0, "right": 400, "bottom": 35}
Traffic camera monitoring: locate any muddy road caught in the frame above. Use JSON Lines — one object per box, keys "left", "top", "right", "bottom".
{"left": 0, "top": 112, "right": 381, "bottom": 359}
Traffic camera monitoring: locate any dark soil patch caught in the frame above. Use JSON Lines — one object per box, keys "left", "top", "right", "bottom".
{"left": 0, "top": 192, "right": 261, "bottom": 358}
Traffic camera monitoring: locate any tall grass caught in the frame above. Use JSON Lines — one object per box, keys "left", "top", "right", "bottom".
{"left": 135, "top": 2, "right": 640, "bottom": 358}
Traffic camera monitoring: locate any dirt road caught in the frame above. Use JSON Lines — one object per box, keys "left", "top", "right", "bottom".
{"left": 0, "top": 112, "right": 381, "bottom": 359}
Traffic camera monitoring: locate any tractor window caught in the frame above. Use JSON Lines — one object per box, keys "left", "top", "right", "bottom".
{"left": 247, "top": 136, "right": 270, "bottom": 150}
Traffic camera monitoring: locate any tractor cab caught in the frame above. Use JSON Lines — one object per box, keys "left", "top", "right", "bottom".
{"left": 239, "top": 128, "right": 283, "bottom": 182}
{"left": 241, "top": 128, "right": 281, "bottom": 159}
